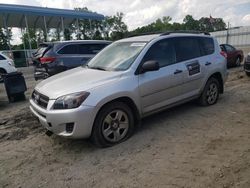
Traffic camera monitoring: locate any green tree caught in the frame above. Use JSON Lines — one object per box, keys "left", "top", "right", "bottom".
{"left": 21, "top": 29, "right": 38, "bottom": 49}
{"left": 0, "top": 28, "right": 12, "bottom": 50}
{"left": 199, "top": 17, "right": 226, "bottom": 32}
{"left": 183, "top": 15, "right": 200, "bottom": 30}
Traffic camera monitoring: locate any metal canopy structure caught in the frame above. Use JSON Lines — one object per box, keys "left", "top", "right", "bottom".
{"left": 0, "top": 4, "right": 105, "bottom": 63}
{"left": 0, "top": 4, "right": 104, "bottom": 28}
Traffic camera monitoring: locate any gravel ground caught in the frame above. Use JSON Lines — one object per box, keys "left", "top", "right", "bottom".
{"left": 0, "top": 66, "right": 250, "bottom": 188}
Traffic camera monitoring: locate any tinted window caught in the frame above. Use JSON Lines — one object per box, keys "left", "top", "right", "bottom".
{"left": 175, "top": 37, "right": 201, "bottom": 62}
{"left": 0, "top": 54, "right": 6, "bottom": 60}
{"left": 143, "top": 39, "right": 176, "bottom": 67}
{"left": 58, "top": 44, "right": 79, "bottom": 54}
{"left": 199, "top": 37, "right": 214, "bottom": 55}
{"left": 225, "top": 44, "right": 235, "bottom": 52}
{"left": 79, "top": 44, "right": 107, "bottom": 54}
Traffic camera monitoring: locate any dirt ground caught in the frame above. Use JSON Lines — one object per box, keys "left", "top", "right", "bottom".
{"left": 0, "top": 66, "right": 250, "bottom": 188}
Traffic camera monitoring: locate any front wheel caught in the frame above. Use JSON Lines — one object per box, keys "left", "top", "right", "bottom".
{"left": 91, "top": 102, "right": 134, "bottom": 147}
{"left": 246, "top": 71, "right": 250, "bottom": 77}
{"left": 199, "top": 77, "right": 220, "bottom": 106}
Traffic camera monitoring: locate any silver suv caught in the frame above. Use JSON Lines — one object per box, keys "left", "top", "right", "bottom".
{"left": 30, "top": 32, "right": 228, "bottom": 147}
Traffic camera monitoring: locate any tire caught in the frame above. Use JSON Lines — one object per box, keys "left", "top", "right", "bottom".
{"left": 235, "top": 57, "right": 241, "bottom": 67}
{"left": 199, "top": 77, "right": 220, "bottom": 106}
{"left": 91, "top": 101, "right": 135, "bottom": 147}
{"left": 0, "top": 69, "right": 6, "bottom": 83}
{"left": 246, "top": 72, "right": 250, "bottom": 77}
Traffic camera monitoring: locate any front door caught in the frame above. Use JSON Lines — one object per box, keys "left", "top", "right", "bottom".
{"left": 138, "top": 39, "right": 185, "bottom": 114}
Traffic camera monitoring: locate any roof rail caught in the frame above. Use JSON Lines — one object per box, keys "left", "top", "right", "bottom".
{"left": 127, "top": 31, "right": 162, "bottom": 38}
{"left": 160, "top": 30, "right": 210, "bottom": 36}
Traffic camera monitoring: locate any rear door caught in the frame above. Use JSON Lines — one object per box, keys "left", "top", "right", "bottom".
{"left": 57, "top": 43, "right": 109, "bottom": 68}
{"left": 173, "top": 37, "right": 205, "bottom": 98}
{"left": 138, "top": 38, "right": 186, "bottom": 114}
{"left": 57, "top": 44, "right": 82, "bottom": 68}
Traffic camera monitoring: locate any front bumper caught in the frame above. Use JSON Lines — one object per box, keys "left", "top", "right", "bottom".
{"left": 29, "top": 99, "right": 96, "bottom": 138}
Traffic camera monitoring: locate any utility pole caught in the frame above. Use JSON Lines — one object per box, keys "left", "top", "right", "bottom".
{"left": 226, "top": 22, "right": 230, "bottom": 44}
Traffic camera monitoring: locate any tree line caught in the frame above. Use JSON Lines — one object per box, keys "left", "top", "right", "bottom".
{"left": 0, "top": 7, "right": 227, "bottom": 50}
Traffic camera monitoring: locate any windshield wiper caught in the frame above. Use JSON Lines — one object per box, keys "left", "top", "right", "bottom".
{"left": 88, "top": 66, "right": 107, "bottom": 71}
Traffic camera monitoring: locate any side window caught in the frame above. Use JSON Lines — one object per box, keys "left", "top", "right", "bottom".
{"left": 58, "top": 44, "right": 79, "bottom": 54}
{"left": 225, "top": 44, "right": 235, "bottom": 52}
{"left": 175, "top": 37, "right": 201, "bottom": 62}
{"left": 142, "top": 39, "right": 176, "bottom": 67}
{"left": 199, "top": 37, "right": 214, "bottom": 55}
{"left": 0, "top": 55, "right": 6, "bottom": 60}
{"left": 220, "top": 45, "right": 225, "bottom": 52}
{"left": 78, "top": 44, "right": 107, "bottom": 54}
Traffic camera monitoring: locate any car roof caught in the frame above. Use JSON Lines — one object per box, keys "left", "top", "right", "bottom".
{"left": 42, "top": 40, "right": 111, "bottom": 45}
{"left": 119, "top": 34, "right": 161, "bottom": 42}
{"left": 118, "top": 32, "right": 212, "bottom": 43}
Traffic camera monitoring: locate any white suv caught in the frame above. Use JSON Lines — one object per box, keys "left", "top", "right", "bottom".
{"left": 0, "top": 52, "right": 17, "bottom": 82}
{"left": 30, "top": 32, "right": 228, "bottom": 147}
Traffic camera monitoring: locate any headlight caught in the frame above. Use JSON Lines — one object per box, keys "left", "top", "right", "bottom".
{"left": 53, "top": 92, "right": 90, "bottom": 109}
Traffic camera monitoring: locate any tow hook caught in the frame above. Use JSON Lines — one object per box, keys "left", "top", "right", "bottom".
{"left": 45, "top": 130, "right": 53, "bottom": 137}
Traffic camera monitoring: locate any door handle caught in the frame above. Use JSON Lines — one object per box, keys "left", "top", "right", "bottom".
{"left": 174, "top": 69, "right": 183, "bottom": 74}
{"left": 205, "top": 62, "right": 212, "bottom": 66}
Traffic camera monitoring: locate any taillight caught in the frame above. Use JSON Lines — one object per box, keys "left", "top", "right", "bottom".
{"left": 40, "top": 57, "right": 56, "bottom": 64}
{"left": 220, "top": 51, "right": 227, "bottom": 59}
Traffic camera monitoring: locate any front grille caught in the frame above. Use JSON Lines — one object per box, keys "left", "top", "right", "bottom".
{"left": 32, "top": 90, "right": 49, "bottom": 109}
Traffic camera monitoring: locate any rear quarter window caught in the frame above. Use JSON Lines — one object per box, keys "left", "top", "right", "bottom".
{"left": 199, "top": 37, "right": 215, "bottom": 55}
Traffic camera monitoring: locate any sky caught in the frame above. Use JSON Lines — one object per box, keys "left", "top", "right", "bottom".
{"left": 0, "top": 0, "right": 250, "bottom": 44}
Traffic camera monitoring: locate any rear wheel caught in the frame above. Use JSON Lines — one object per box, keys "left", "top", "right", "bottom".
{"left": 91, "top": 102, "right": 134, "bottom": 147}
{"left": 235, "top": 57, "right": 241, "bottom": 67}
{"left": 246, "top": 72, "right": 250, "bottom": 77}
{"left": 0, "top": 69, "right": 6, "bottom": 82}
{"left": 199, "top": 77, "right": 220, "bottom": 106}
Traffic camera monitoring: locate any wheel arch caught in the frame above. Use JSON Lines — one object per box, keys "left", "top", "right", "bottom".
{"left": 207, "top": 72, "right": 224, "bottom": 93}
{"left": 0, "top": 67, "right": 7, "bottom": 73}
{"left": 93, "top": 96, "right": 141, "bottom": 130}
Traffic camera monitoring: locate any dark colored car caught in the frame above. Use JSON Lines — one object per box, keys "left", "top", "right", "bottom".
{"left": 220, "top": 44, "right": 244, "bottom": 67}
{"left": 32, "top": 40, "right": 111, "bottom": 80}
{"left": 244, "top": 53, "right": 250, "bottom": 77}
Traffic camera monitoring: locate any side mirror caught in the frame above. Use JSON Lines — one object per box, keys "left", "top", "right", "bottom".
{"left": 141, "top": 60, "right": 159, "bottom": 73}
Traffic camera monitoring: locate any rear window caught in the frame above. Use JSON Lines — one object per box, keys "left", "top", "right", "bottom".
{"left": 199, "top": 37, "right": 214, "bottom": 55}
{"left": 33, "top": 44, "right": 51, "bottom": 57}
{"left": 175, "top": 37, "right": 201, "bottom": 62}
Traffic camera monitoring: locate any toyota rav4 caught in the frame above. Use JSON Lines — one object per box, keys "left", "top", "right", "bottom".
{"left": 30, "top": 32, "right": 228, "bottom": 147}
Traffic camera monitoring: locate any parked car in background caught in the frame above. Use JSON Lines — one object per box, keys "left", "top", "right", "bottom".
{"left": 32, "top": 40, "right": 111, "bottom": 80}
{"left": 0, "top": 52, "right": 17, "bottom": 82}
{"left": 244, "top": 52, "right": 250, "bottom": 77}
{"left": 220, "top": 44, "right": 244, "bottom": 67}
{"left": 30, "top": 32, "right": 227, "bottom": 147}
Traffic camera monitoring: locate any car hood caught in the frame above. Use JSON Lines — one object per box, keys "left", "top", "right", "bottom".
{"left": 35, "top": 67, "right": 123, "bottom": 99}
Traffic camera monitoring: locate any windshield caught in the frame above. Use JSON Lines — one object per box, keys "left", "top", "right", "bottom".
{"left": 87, "top": 42, "right": 146, "bottom": 71}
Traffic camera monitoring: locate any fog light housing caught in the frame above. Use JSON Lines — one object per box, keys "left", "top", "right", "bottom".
{"left": 66, "top": 123, "right": 74, "bottom": 133}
